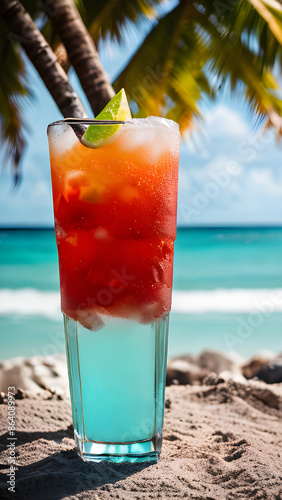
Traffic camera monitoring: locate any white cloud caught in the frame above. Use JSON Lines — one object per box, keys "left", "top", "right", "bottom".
{"left": 204, "top": 105, "right": 250, "bottom": 138}
{"left": 178, "top": 154, "right": 282, "bottom": 226}
{"left": 248, "top": 169, "right": 282, "bottom": 196}
{"left": 177, "top": 98, "right": 282, "bottom": 225}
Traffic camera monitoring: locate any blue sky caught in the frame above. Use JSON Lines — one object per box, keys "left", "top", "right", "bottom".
{"left": 1, "top": 32, "right": 282, "bottom": 227}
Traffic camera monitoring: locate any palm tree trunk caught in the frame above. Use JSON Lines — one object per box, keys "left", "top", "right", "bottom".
{"left": 0, "top": 0, "right": 86, "bottom": 118}
{"left": 40, "top": 0, "right": 115, "bottom": 116}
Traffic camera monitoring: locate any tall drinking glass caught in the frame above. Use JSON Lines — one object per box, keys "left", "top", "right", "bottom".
{"left": 47, "top": 117, "right": 180, "bottom": 463}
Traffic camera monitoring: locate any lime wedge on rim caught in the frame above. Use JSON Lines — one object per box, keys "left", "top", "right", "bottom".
{"left": 81, "top": 89, "right": 132, "bottom": 148}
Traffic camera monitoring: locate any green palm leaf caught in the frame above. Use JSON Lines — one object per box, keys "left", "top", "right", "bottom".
{"left": 81, "top": 0, "right": 162, "bottom": 43}
{"left": 248, "top": 0, "right": 282, "bottom": 44}
{"left": 199, "top": 0, "right": 282, "bottom": 127}
{"left": 0, "top": 20, "right": 31, "bottom": 174}
{"left": 114, "top": 3, "right": 212, "bottom": 129}
{"left": 114, "top": 0, "right": 282, "bottom": 133}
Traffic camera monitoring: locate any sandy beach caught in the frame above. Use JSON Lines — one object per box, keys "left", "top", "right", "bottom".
{"left": 1, "top": 0, "right": 282, "bottom": 496}
{"left": 0, "top": 352, "right": 282, "bottom": 499}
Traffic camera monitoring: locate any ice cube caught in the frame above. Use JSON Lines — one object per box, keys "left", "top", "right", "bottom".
{"left": 75, "top": 308, "right": 105, "bottom": 331}
{"left": 151, "top": 263, "right": 164, "bottom": 283}
{"left": 54, "top": 221, "right": 67, "bottom": 240}
{"left": 93, "top": 226, "right": 110, "bottom": 241}
{"left": 65, "top": 171, "right": 90, "bottom": 189}
{"left": 139, "top": 302, "right": 167, "bottom": 324}
{"left": 118, "top": 185, "right": 139, "bottom": 202}
{"left": 48, "top": 122, "right": 78, "bottom": 158}
{"left": 118, "top": 117, "right": 180, "bottom": 164}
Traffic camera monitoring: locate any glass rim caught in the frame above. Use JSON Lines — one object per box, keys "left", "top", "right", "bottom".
{"left": 47, "top": 118, "right": 128, "bottom": 128}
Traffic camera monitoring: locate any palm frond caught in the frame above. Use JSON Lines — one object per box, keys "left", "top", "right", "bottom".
{"left": 248, "top": 0, "right": 282, "bottom": 44}
{"left": 114, "top": 3, "right": 212, "bottom": 131}
{"left": 0, "top": 21, "right": 31, "bottom": 174}
{"left": 210, "top": 33, "right": 282, "bottom": 115}
{"left": 114, "top": 0, "right": 282, "bottom": 134}
{"left": 196, "top": 4, "right": 282, "bottom": 130}
{"left": 203, "top": 0, "right": 282, "bottom": 68}
{"left": 81, "top": 0, "right": 164, "bottom": 43}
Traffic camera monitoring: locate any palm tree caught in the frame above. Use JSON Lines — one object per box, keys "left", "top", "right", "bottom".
{"left": 39, "top": 0, "right": 115, "bottom": 115}
{"left": 1, "top": 0, "right": 282, "bottom": 173}
{"left": 0, "top": 0, "right": 114, "bottom": 171}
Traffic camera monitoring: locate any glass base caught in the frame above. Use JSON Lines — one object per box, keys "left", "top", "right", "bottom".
{"left": 74, "top": 430, "right": 160, "bottom": 463}
{"left": 64, "top": 314, "right": 169, "bottom": 463}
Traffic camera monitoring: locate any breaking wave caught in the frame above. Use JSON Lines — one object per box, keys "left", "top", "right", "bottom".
{"left": 0, "top": 288, "right": 282, "bottom": 318}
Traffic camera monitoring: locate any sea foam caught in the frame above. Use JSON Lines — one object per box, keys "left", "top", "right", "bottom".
{"left": 172, "top": 289, "right": 282, "bottom": 313}
{"left": 0, "top": 289, "right": 61, "bottom": 319}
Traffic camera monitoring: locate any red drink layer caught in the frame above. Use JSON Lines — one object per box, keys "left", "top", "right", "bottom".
{"left": 48, "top": 117, "right": 180, "bottom": 329}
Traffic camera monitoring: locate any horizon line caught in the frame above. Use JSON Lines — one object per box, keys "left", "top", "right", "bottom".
{"left": 1, "top": 224, "right": 282, "bottom": 231}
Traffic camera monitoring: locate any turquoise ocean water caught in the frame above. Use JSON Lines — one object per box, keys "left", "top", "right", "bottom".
{"left": 0, "top": 227, "right": 281, "bottom": 361}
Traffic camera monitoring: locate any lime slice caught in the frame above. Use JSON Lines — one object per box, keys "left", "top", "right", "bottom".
{"left": 81, "top": 89, "right": 132, "bottom": 148}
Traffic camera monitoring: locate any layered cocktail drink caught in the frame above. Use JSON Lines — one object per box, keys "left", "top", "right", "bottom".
{"left": 48, "top": 114, "right": 180, "bottom": 462}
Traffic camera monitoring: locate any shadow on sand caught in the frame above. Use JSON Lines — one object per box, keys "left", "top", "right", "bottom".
{"left": 0, "top": 429, "right": 153, "bottom": 500}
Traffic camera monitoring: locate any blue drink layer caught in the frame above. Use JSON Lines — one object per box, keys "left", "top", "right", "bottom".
{"left": 80, "top": 324, "right": 155, "bottom": 442}
{"left": 64, "top": 314, "right": 169, "bottom": 462}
